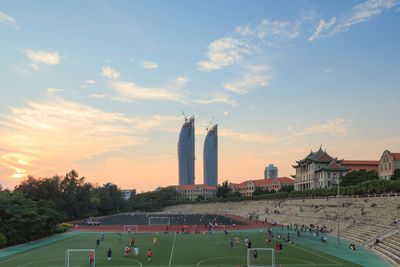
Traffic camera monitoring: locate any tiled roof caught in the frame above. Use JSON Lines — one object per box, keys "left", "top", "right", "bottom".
{"left": 390, "top": 153, "right": 400, "bottom": 161}
{"left": 341, "top": 160, "right": 379, "bottom": 172}
{"left": 231, "top": 177, "right": 294, "bottom": 187}
{"left": 341, "top": 160, "right": 378, "bottom": 165}
{"left": 174, "top": 184, "right": 217, "bottom": 190}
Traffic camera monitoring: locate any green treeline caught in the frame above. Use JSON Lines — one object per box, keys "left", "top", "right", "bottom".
{"left": 0, "top": 170, "right": 128, "bottom": 247}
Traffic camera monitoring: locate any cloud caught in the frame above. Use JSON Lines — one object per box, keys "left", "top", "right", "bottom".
{"left": 102, "top": 66, "right": 120, "bottom": 79}
{"left": 197, "top": 37, "right": 253, "bottom": 71}
{"left": 142, "top": 61, "right": 158, "bottom": 69}
{"left": 224, "top": 111, "right": 229, "bottom": 116}
{"left": 294, "top": 118, "right": 352, "bottom": 137}
{"left": 90, "top": 94, "right": 106, "bottom": 98}
{"left": 47, "top": 88, "right": 64, "bottom": 95}
{"left": 223, "top": 65, "right": 274, "bottom": 94}
{"left": 111, "top": 80, "right": 185, "bottom": 103}
{"left": 0, "top": 11, "right": 18, "bottom": 29}
{"left": 219, "top": 128, "right": 290, "bottom": 144}
{"left": 219, "top": 118, "right": 353, "bottom": 145}
{"left": 195, "top": 92, "right": 237, "bottom": 106}
{"left": 309, "top": 0, "right": 399, "bottom": 40}
{"left": 24, "top": 50, "right": 61, "bottom": 67}
{"left": 308, "top": 18, "right": 337, "bottom": 41}
{"left": 81, "top": 80, "right": 96, "bottom": 88}
{"left": 0, "top": 97, "right": 148, "bottom": 181}
{"left": 236, "top": 19, "right": 302, "bottom": 42}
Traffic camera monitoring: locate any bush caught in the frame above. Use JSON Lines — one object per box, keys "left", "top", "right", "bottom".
{"left": 0, "top": 233, "right": 7, "bottom": 248}
{"left": 55, "top": 222, "right": 74, "bottom": 233}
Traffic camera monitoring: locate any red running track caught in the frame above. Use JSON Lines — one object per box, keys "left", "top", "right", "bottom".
{"left": 69, "top": 214, "right": 278, "bottom": 233}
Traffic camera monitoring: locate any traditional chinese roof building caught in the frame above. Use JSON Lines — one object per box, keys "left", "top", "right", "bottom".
{"left": 292, "top": 147, "right": 350, "bottom": 191}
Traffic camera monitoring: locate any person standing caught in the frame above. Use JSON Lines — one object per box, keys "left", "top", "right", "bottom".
{"left": 107, "top": 248, "right": 112, "bottom": 262}
{"left": 131, "top": 236, "right": 135, "bottom": 247}
{"left": 89, "top": 251, "right": 94, "bottom": 266}
{"left": 253, "top": 250, "right": 258, "bottom": 262}
{"left": 147, "top": 249, "right": 152, "bottom": 262}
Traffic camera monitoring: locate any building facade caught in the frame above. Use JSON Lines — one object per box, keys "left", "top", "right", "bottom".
{"left": 121, "top": 189, "right": 136, "bottom": 200}
{"left": 172, "top": 184, "right": 217, "bottom": 201}
{"left": 293, "top": 148, "right": 350, "bottom": 191}
{"left": 178, "top": 116, "right": 195, "bottom": 185}
{"left": 203, "top": 124, "right": 218, "bottom": 186}
{"left": 378, "top": 150, "right": 400, "bottom": 180}
{"left": 229, "top": 177, "right": 294, "bottom": 197}
{"left": 264, "top": 164, "right": 278, "bottom": 179}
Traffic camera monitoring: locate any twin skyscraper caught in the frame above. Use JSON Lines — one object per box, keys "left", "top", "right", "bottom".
{"left": 177, "top": 116, "right": 218, "bottom": 187}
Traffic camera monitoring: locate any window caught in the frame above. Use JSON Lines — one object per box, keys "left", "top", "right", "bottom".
{"left": 328, "top": 172, "right": 331, "bottom": 178}
{"left": 389, "top": 163, "right": 391, "bottom": 170}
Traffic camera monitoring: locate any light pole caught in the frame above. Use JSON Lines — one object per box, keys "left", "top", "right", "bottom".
{"left": 337, "top": 175, "right": 340, "bottom": 248}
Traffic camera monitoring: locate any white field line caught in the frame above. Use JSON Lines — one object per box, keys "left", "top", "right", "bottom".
{"left": 169, "top": 232, "right": 177, "bottom": 266}
{"left": 285, "top": 242, "right": 343, "bottom": 266}
{"left": 0, "top": 234, "right": 82, "bottom": 264}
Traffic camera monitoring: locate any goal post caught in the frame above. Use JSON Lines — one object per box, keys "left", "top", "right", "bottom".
{"left": 212, "top": 224, "right": 226, "bottom": 232}
{"left": 247, "top": 248, "right": 274, "bottom": 267}
{"left": 148, "top": 216, "right": 170, "bottom": 225}
{"left": 123, "top": 225, "right": 138, "bottom": 234}
{"left": 65, "top": 249, "right": 95, "bottom": 267}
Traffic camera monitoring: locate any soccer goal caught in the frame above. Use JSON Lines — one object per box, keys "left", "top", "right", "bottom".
{"left": 123, "top": 225, "right": 138, "bottom": 234}
{"left": 65, "top": 249, "right": 95, "bottom": 267}
{"left": 247, "top": 248, "right": 274, "bottom": 267}
{"left": 148, "top": 216, "right": 170, "bottom": 225}
{"left": 212, "top": 224, "right": 226, "bottom": 232}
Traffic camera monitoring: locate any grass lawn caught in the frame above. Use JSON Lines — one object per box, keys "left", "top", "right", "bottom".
{"left": 0, "top": 231, "right": 361, "bottom": 267}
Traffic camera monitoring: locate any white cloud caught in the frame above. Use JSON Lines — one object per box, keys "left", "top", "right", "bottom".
{"left": 47, "top": 88, "right": 64, "bottom": 95}
{"left": 85, "top": 80, "right": 96, "bottom": 84}
{"left": 294, "top": 118, "right": 352, "bottom": 137}
{"left": 224, "top": 111, "right": 229, "bottom": 116}
{"left": 236, "top": 19, "right": 302, "bottom": 42}
{"left": 324, "top": 69, "right": 334, "bottom": 73}
{"left": 308, "top": 18, "right": 337, "bottom": 41}
{"left": 197, "top": 37, "right": 252, "bottom": 71}
{"left": 0, "top": 11, "right": 18, "bottom": 29}
{"left": 195, "top": 92, "right": 237, "bottom": 106}
{"left": 102, "top": 66, "right": 120, "bottom": 79}
{"left": 219, "top": 127, "right": 290, "bottom": 144}
{"left": 223, "top": 65, "right": 274, "bottom": 94}
{"left": 309, "top": 0, "right": 399, "bottom": 40}
{"left": 142, "top": 61, "right": 158, "bottom": 69}
{"left": 24, "top": 50, "right": 61, "bottom": 66}
{"left": 90, "top": 94, "right": 106, "bottom": 98}
{"left": 111, "top": 80, "right": 184, "bottom": 103}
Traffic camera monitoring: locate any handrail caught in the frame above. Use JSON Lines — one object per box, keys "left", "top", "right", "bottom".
{"left": 362, "top": 228, "right": 399, "bottom": 246}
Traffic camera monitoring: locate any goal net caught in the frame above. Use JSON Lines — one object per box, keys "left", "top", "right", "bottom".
{"left": 65, "top": 249, "right": 95, "bottom": 267}
{"left": 247, "top": 248, "right": 274, "bottom": 267}
{"left": 148, "top": 216, "right": 170, "bottom": 225}
{"left": 212, "top": 224, "right": 226, "bottom": 232}
{"left": 123, "top": 225, "right": 138, "bottom": 234}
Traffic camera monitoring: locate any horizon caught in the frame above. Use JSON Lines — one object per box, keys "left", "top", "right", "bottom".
{"left": 1, "top": 0, "right": 400, "bottom": 192}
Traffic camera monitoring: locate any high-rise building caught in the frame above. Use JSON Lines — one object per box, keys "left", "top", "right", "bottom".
{"left": 264, "top": 164, "right": 278, "bottom": 179}
{"left": 178, "top": 116, "right": 195, "bottom": 185}
{"left": 203, "top": 124, "right": 218, "bottom": 186}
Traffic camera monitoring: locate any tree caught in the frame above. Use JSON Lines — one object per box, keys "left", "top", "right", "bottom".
{"left": 217, "top": 181, "right": 232, "bottom": 198}
{"left": 391, "top": 169, "right": 400, "bottom": 180}
{"left": 280, "top": 185, "right": 294, "bottom": 193}
{"left": 341, "top": 170, "right": 378, "bottom": 187}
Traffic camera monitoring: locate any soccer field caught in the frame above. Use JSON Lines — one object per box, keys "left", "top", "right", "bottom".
{"left": 0, "top": 231, "right": 362, "bottom": 267}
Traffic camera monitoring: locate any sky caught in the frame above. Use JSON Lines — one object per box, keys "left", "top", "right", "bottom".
{"left": 1, "top": 0, "right": 400, "bottom": 192}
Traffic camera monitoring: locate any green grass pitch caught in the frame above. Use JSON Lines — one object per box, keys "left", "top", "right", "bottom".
{"left": 0, "top": 232, "right": 361, "bottom": 267}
